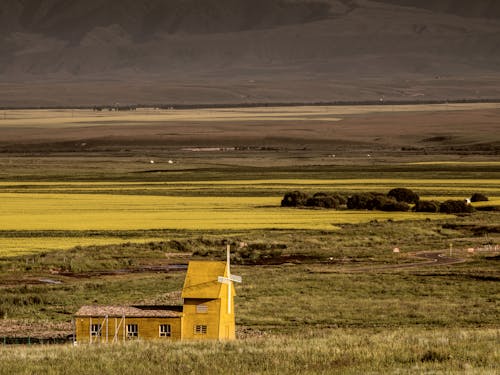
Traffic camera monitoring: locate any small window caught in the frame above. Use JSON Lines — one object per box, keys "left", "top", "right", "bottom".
{"left": 194, "top": 325, "right": 207, "bottom": 335}
{"left": 159, "top": 324, "right": 171, "bottom": 337}
{"left": 127, "top": 324, "right": 138, "bottom": 338}
{"left": 90, "top": 324, "right": 101, "bottom": 337}
{"left": 196, "top": 304, "right": 208, "bottom": 313}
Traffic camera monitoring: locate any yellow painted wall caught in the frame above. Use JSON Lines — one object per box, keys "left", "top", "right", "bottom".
{"left": 182, "top": 298, "right": 221, "bottom": 340}
{"left": 217, "top": 282, "right": 236, "bottom": 340}
{"left": 75, "top": 316, "right": 182, "bottom": 343}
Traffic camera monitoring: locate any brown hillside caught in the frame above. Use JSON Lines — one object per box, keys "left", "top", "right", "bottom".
{"left": 374, "top": 0, "right": 500, "bottom": 19}
{"left": 1, "top": 0, "right": 500, "bottom": 106}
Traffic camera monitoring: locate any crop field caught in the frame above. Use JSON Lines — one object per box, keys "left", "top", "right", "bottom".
{"left": 0, "top": 177, "right": 498, "bottom": 256}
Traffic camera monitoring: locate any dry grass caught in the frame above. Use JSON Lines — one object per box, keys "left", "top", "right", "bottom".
{"left": 0, "top": 328, "right": 497, "bottom": 374}
{"left": 0, "top": 237, "right": 164, "bottom": 257}
{"left": 3, "top": 103, "right": 500, "bottom": 128}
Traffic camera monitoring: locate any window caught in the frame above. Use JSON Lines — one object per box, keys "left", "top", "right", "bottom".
{"left": 159, "top": 324, "right": 171, "bottom": 337}
{"left": 196, "top": 304, "right": 208, "bottom": 313}
{"left": 194, "top": 325, "right": 207, "bottom": 335}
{"left": 90, "top": 324, "right": 101, "bottom": 337}
{"left": 127, "top": 324, "right": 138, "bottom": 338}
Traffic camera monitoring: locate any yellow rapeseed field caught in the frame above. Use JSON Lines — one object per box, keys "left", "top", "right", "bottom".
{"left": 0, "top": 193, "right": 450, "bottom": 233}
{"left": 1, "top": 178, "right": 496, "bottom": 256}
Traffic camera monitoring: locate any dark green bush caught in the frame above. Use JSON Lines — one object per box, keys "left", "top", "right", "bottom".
{"left": 387, "top": 188, "right": 420, "bottom": 204}
{"left": 347, "top": 193, "right": 385, "bottom": 209}
{"left": 470, "top": 193, "right": 488, "bottom": 202}
{"left": 415, "top": 200, "right": 439, "bottom": 213}
{"left": 380, "top": 200, "right": 409, "bottom": 212}
{"left": 328, "top": 192, "right": 347, "bottom": 205}
{"left": 366, "top": 195, "right": 390, "bottom": 210}
{"left": 415, "top": 200, "right": 440, "bottom": 213}
{"left": 281, "top": 191, "right": 310, "bottom": 207}
{"left": 475, "top": 206, "right": 500, "bottom": 212}
{"left": 439, "top": 200, "right": 474, "bottom": 214}
{"left": 306, "top": 195, "right": 339, "bottom": 209}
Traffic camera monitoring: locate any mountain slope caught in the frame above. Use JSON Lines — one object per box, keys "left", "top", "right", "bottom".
{"left": 374, "top": 0, "right": 500, "bottom": 19}
{"left": 0, "top": 0, "right": 335, "bottom": 39}
{"left": 1, "top": 0, "right": 500, "bottom": 106}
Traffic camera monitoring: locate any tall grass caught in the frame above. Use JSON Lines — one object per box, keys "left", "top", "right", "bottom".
{"left": 0, "top": 328, "right": 497, "bottom": 374}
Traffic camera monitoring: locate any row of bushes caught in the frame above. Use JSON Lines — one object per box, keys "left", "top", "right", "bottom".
{"left": 415, "top": 200, "right": 474, "bottom": 214}
{"left": 281, "top": 188, "right": 417, "bottom": 212}
{"left": 281, "top": 191, "right": 347, "bottom": 209}
{"left": 281, "top": 188, "right": 487, "bottom": 214}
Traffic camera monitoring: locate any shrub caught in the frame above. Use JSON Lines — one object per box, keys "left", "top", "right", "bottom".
{"left": 387, "top": 188, "right": 420, "bottom": 204}
{"left": 328, "top": 192, "right": 347, "bottom": 206}
{"left": 306, "top": 193, "right": 340, "bottom": 209}
{"left": 475, "top": 206, "right": 500, "bottom": 212}
{"left": 281, "top": 191, "right": 310, "bottom": 207}
{"left": 366, "top": 196, "right": 392, "bottom": 210}
{"left": 380, "top": 200, "right": 409, "bottom": 212}
{"left": 470, "top": 193, "right": 488, "bottom": 202}
{"left": 347, "top": 193, "right": 385, "bottom": 210}
{"left": 439, "top": 200, "right": 474, "bottom": 214}
{"left": 415, "top": 200, "right": 440, "bottom": 213}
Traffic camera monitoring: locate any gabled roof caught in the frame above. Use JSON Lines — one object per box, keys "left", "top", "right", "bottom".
{"left": 181, "top": 261, "right": 227, "bottom": 299}
{"left": 75, "top": 305, "right": 182, "bottom": 318}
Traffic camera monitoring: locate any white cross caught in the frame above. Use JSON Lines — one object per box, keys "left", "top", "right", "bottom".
{"left": 218, "top": 244, "right": 242, "bottom": 314}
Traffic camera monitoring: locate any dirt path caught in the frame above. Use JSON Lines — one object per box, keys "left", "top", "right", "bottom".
{"left": 341, "top": 251, "right": 467, "bottom": 273}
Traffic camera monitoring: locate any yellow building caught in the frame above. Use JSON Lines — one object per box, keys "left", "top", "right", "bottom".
{"left": 74, "top": 251, "right": 241, "bottom": 343}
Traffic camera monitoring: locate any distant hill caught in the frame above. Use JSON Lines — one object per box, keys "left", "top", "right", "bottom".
{"left": 0, "top": 0, "right": 334, "bottom": 40}
{"left": 374, "top": 0, "right": 500, "bottom": 19}
{"left": 1, "top": 0, "right": 500, "bottom": 106}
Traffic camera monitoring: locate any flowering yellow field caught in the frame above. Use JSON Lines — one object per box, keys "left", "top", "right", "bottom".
{"left": 1, "top": 178, "right": 496, "bottom": 256}
{"left": 0, "top": 193, "right": 451, "bottom": 233}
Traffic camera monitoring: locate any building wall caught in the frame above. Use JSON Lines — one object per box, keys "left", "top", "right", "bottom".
{"left": 75, "top": 316, "right": 182, "bottom": 343}
{"left": 182, "top": 298, "right": 223, "bottom": 340}
{"left": 218, "top": 282, "right": 236, "bottom": 340}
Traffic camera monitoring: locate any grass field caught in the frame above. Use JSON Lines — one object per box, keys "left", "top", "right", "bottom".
{"left": 0, "top": 237, "right": 164, "bottom": 257}
{"left": 0, "top": 104, "right": 499, "bottom": 374}
{"left": 0, "top": 328, "right": 498, "bottom": 375}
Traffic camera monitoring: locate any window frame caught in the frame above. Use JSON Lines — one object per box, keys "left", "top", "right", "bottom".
{"left": 126, "top": 324, "right": 139, "bottom": 338}
{"left": 90, "top": 323, "right": 101, "bottom": 337}
{"left": 194, "top": 324, "right": 207, "bottom": 335}
{"left": 159, "top": 324, "right": 171, "bottom": 337}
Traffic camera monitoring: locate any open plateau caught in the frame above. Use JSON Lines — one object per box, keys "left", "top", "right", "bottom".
{"left": 0, "top": 102, "right": 498, "bottom": 374}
